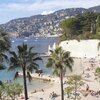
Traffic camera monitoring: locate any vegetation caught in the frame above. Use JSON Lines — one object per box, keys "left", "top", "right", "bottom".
{"left": 9, "top": 43, "right": 42, "bottom": 100}
{"left": 95, "top": 67, "right": 100, "bottom": 83}
{"left": 95, "top": 67, "right": 100, "bottom": 73}
{"left": 0, "top": 29, "right": 11, "bottom": 85}
{"left": 96, "top": 15, "right": 100, "bottom": 34}
{"left": 5, "top": 82, "right": 23, "bottom": 100}
{"left": 65, "top": 74, "right": 84, "bottom": 100}
{"left": 0, "top": 29, "right": 11, "bottom": 52}
{"left": 0, "top": 84, "right": 6, "bottom": 100}
{"left": 59, "top": 12, "right": 100, "bottom": 42}
{"left": 60, "top": 17, "right": 79, "bottom": 36}
{"left": 98, "top": 42, "right": 100, "bottom": 50}
{"left": 0, "top": 82, "right": 22, "bottom": 100}
{"left": 46, "top": 47, "right": 74, "bottom": 100}
{"left": 65, "top": 86, "right": 73, "bottom": 98}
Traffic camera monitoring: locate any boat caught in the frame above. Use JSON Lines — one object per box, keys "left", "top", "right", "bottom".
{"left": 12, "top": 40, "right": 15, "bottom": 43}
{"left": 24, "top": 39, "right": 27, "bottom": 42}
{"left": 34, "top": 37, "right": 38, "bottom": 41}
{"left": 36, "top": 37, "right": 38, "bottom": 40}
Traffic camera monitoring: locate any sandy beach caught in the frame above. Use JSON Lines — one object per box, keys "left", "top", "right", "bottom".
{"left": 18, "top": 57, "right": 100, "bottom": 100}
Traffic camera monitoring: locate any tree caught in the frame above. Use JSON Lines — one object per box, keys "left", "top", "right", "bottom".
{"left": 5, "top": 82, "right": 23, "bottom": 100}
{"left": 9, "top": 43, "right": 42, "bottom": 100}
{"left": 0, "top": 29, "right": 11, "bottom": 85}
{"left": 82, "top": 12, "right": 97, "bottom": 34}
{"left": 60, "top": 17, "right": 80, "bottom": 38}
{"left": 0, "top": 82, "right": 22, "bottom": 100}
{"left": 0, "top": 84, "right": 6, "bottom": 100}
{"left": 66, "top": 74, "right": 83, "bottom": 100}
{"left": 0, "top": 29, "right": 11, "bottom": 52}
{"left": 46, "top": 47, "right": 74, "bottom": 100}
{"left": 94, "top": 67, "right": 100, "bottom": 83}
{"left": 59, "top": 12, "right": 98, "bottom": 42}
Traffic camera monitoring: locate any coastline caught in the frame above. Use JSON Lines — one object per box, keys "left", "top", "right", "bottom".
{"left": 19, "top": 57, "right": 87, "bottom": 83}
{"left": 19, "top": 72, "right": 60, "bottom": 83}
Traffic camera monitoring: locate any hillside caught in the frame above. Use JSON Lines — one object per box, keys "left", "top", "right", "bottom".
{"left": 0, "top": 5, "right": 100, "bottom": 37}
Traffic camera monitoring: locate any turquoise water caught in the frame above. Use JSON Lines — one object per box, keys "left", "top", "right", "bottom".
{"left": 0, "top": 37, "right": 57, "bottom": 90}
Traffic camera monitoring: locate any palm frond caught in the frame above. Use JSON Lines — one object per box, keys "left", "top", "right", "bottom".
{"left": 33, "top": 57, "right": 42, "bottom": 61}
{"left": 8, "top": 57, "right": 21, "bottom": 71}
{"left": 1, "top": 54, "right": 8, "bottom": 61}
{"left": 23, "top": 43, "right": 27, "bottom": 49}
{"left": 0, "top": 52, "right": 8, "bottom": 62}
{"left": 18, "top": 44, "right": 27, "bottom": 54}
{"left": 10, "top": 57, "right": 18, "bottom": 64}
{"left": 52, "top": 66, "right": 59, "bottom": 75}
{"left": 29, "top": 46, "right": 34, "bottom": 53}
{"left": 27, "top": 72, "right": 32, "bottom": 82}
{"left": 49, "top": 50, "right": 53, "bottom": 53}
{"left": 46, "top": 58, "right": 53, "bottom": 68}
{"left": 8, "top": 65, "right": 20, "bottom": 71}
{"left": 63, "top": 51, "right": 70, "bottom": 58}
{"left": 9, "top": 51, "right": 17, "bottom": 58}
{"left": 0, "top": 64, "right": 6, "bottom": 70}
{"left": 27, "top": 62, "right": 39, "bottom": 73}
{"left": 30, "top": 52, "right": 38, "bottom": 56}
{"left": 14, "top": 72, "right": 19, "bottom": 80}
{"left": 66, "top": 62, "right": 73, "bottom": 72}
{"left": 0, "top": 80, "right": 3, "bottom": 86}
{"left": 26, "top": 53, "right": 36, "bottom": 62}
{"left": 31, "top": 62, "right": 39, "bottom": 67}
{"left": 55, "top": 47, "right": 62, "bottom": 54}
{"left": 68, "top": 57, "right": 74, "bottom": 64}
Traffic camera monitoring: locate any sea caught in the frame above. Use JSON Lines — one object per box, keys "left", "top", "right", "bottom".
{"left": 0, "top": 37, "right": 58, "bottom": 91}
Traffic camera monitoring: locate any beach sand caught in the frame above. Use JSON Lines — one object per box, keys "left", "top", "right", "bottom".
{"left": 19, "top": 58, "right": 100, "bottom": 100}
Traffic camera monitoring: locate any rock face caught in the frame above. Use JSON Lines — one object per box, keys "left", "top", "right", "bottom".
{"left": 0, "top": 5, "right": 100, "bottom": 37}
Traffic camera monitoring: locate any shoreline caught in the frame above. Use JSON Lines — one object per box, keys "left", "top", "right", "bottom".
{"left": 19, "top": 72, "right": 60, "bottom": 83}
{"left": 10, "top": 34, "right": 61, "bottom": 39}
{"left": 19, "top": 57, "right": 99, "bottom": 83}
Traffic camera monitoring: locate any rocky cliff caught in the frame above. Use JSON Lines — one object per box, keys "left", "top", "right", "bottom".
{"left": 1, "top": 5, "right": 100, "bottom": 37}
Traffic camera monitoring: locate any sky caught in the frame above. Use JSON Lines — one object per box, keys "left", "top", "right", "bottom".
{"left": 0, "top": 0, "right": 100, "bottom": 24}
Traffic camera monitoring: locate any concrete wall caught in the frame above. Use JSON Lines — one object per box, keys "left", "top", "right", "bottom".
{"left": 60, "top": 39, "right": 100, "bottom": 58}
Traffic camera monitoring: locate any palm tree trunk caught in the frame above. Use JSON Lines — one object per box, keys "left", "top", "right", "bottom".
{"left": 60, "top": 70, "right": 64, "bottom": 100}
{"left": 22, "top": 67, "right": 28, "bottom": 100}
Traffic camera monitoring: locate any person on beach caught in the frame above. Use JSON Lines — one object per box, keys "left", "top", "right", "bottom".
{"left": 41, "top": 89, "right": 44, "bottom": 92}
{"left": 86, "top": 84, "right": 89, "bottom": 91}
{"left": 49, "top": 93, "right": 52, "bottom": 100}
{"left": 82, "top": 70, "right": 85, "bottom": 74}
{"left": 20, "top": 95, "right": 25, "bottom": 99}
{"left": 49, "top": 92, "right": 56, "bottom": 100}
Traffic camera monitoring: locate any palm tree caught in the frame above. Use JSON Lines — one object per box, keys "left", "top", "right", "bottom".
{"left": 0, "top": 29, "right": 11, "bottom": 85}
{"left": 9, "top": 43, "right": 42, "bottom": 100}
{"left": 46, "top": 47, "right": 74, "bottom": 100}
